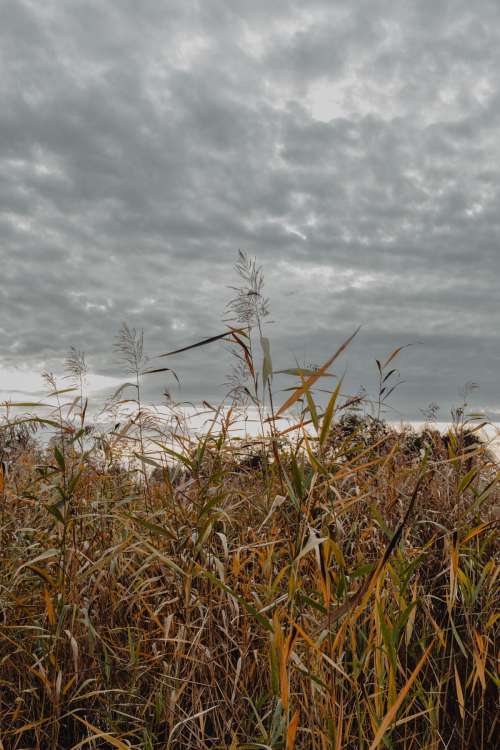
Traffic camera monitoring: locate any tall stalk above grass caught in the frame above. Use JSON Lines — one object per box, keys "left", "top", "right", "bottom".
{"left": 225, "top": 250, "right": 270, "bottom": 408}
{"left": 225, "top": 250, "right": 284, "bottom": 486}
{"left": 113, "top": 322, "right": 152, "bottom": 505}
{"left": 64, "top": 346, "right": 88, "bottom": 450}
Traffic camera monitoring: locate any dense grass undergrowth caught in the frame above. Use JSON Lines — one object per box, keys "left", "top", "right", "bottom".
{"left": 1, "top": 406, "right": 499, "bottom": 748}
{"left": 1, "top": 255, "right": 499, "bottom": 748}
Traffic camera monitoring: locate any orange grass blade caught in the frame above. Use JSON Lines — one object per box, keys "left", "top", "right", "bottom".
{"left": 275, "top": 328, "right": 360, "bottom": 418}
{"left": 71, "top": 714, "right": 137, "bottom": 749}
{"left": 286, "top": 710, "right": 300, "bottom": 750}
{"left": 368, "top": 640, "right": 435, "bottom": 750}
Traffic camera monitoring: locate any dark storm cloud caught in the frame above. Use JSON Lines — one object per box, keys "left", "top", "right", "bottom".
{"left": 1, "top": 0, "right": 500, "bottom": 418}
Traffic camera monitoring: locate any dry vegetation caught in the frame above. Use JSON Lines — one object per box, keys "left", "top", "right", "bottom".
{"left": 0, "top": 255, "right": 499, "bottom": 749}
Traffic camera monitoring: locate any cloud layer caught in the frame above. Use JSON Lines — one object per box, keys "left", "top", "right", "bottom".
{"left": 1, "top": 0, "right": 500, "bottom": 418}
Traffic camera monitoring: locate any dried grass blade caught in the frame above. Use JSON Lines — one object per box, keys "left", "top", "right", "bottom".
{"left": 275, "top": 327, "right": 360, "bottom": 418}
{"left": 368, "top": 640, "right": 435, "bottom": 750}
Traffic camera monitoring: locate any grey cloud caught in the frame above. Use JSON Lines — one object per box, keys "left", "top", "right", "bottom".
{"left": 0, "top": 0, "right": 499, "bottom": 419}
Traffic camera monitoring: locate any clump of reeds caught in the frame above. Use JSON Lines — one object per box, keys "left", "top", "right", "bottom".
{"left": 0, "top": 256, "right": 498, "bottom": 749}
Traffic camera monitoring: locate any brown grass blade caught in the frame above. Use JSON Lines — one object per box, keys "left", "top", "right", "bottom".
{"left": 275, "top": 327, "right": 360, "bottom": 418}
{"left": 368, "top": 640, "right": 435, "bottom": 750}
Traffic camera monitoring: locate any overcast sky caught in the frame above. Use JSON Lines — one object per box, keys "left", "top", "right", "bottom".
{"left": 1, "top": 0, "right": 500, "bottom": 420}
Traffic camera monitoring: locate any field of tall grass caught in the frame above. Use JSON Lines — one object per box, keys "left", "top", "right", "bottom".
{"left": 1, "top": 254, "right": 498, "bottom": 749}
